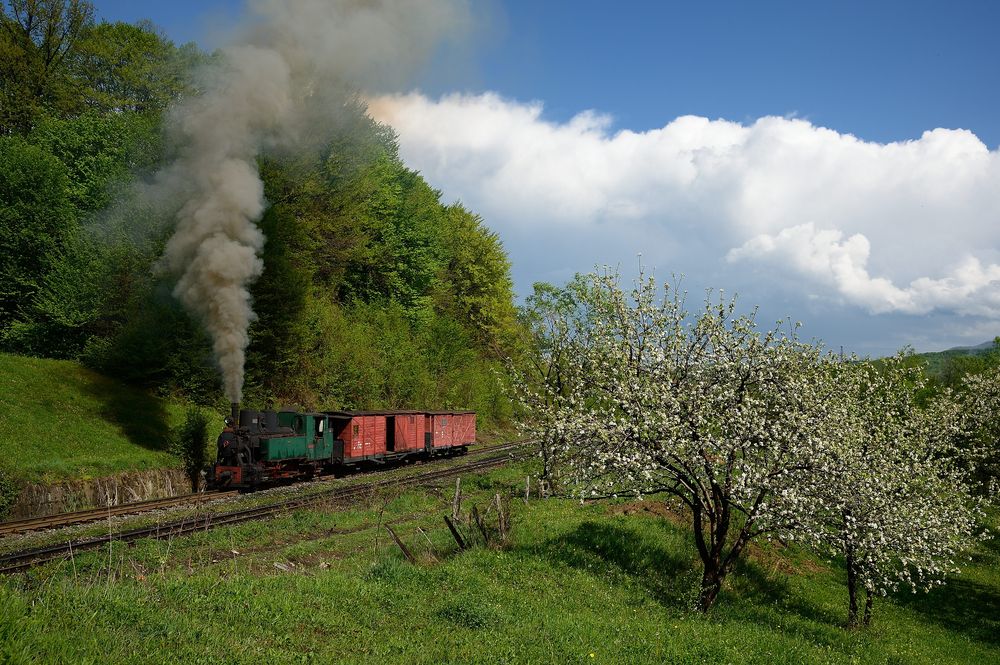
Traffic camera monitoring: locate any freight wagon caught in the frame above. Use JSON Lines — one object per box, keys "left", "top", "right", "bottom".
{"left": 209, "top": 407, "right": 476, "bottom": 489}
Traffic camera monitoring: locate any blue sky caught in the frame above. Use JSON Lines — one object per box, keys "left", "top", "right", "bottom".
{"left": 92, "top": 1, "right": 1000, "bottom": 354}
{"left": 96, "top": 0, "right": 1000, "bottom": 147}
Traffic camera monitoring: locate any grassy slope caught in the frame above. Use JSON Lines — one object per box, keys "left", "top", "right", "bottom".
{"left": 0, "top": 462, "right": 996, "bottom": 664}
{"left": 0, "top": 353, "right": 210, "bottom": 483}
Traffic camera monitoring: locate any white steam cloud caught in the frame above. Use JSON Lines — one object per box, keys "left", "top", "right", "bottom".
{"left": 151, "top": 0, "right": 467, "bottom": 401}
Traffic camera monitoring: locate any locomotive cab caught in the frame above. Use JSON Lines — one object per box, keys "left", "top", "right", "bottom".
{"left": 216, "top": 429, "right": 239, "bottom": 466}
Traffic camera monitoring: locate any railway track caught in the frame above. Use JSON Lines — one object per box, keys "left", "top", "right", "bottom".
{"left": 0, "top": 491, "right": 240, "bottom": 537}
{"left": 0, "top": 441, "right": 531, "bottom": 575}
{"left": 0, "top": 439, "right": 525, "bottom": 538}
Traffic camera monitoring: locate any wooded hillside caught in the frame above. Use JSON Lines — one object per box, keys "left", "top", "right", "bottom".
{"left": 0, "top": 0, "right": 520, "bottom": 424}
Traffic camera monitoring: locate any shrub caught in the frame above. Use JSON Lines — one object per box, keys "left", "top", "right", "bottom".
{"left": 0, "top": 468, "right": 20, "bottom": 519}
{"left": 171, "top": 408, "right": 211, "bottom": 491}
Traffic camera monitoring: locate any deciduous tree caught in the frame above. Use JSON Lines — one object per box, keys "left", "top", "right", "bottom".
{"left": 0, "top": 135, "right": 75, "bottom": 330}
{"left": 516, "top": 270, "right": 836, "bottom": 611}
{"left": 0, "top": 0, "right": 94, "bottom": 133}
{"left": 799, "top": 356, "right": 988, "bottom": 627}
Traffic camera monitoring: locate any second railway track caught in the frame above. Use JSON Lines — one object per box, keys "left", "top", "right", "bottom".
{"left": 0, "top": 491, "right": 239, "bottom": 537}
{"left": 0, "top": 439, "right": 526, "bottom": 538}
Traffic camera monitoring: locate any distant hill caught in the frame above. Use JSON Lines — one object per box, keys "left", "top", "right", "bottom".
{"left": 944, "top": 340, "right": 998, "bottom": 353}
{"left": 914, "top": 338, "right": 998, "bottom": 380}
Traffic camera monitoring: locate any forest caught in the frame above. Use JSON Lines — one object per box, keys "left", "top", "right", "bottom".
{"left": 0, "top": 0, "right": 521, "bottom": 423}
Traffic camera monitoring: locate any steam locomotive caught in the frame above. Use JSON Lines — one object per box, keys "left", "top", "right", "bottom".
{"left": 208, "top": 403, "right": 476, "bottom": 489}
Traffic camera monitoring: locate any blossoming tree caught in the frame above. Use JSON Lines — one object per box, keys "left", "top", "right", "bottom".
{"left": 517, "top": 270, "right": 837, "bottom": 612}
{"left": 798, "top": 356, "right": 988, "bottom": 627}
{"left": 957, "top": 366, "right": 1000, "bottom": 490}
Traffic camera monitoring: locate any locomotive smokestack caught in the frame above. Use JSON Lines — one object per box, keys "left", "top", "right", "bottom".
{"left": 231, "top": 402, "right": 240, "bottom": 427}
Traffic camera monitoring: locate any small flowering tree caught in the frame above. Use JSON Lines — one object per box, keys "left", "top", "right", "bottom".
{"left": 519, "top": 278, "right": 602, "bottom": 480}
{"left": 800, "top": 356, "right": 989, "bottom": 627}
{"left": 516, "top": 270, "right": 836, "bottom": 612}
{"left": 957, "top": 366, "right": 1000, "bottom": 489}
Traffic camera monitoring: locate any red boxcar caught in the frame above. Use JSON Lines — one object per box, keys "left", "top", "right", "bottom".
{"left": 389, "top": 411, "right": 426, "bottom": 453}
{"left": 326, "top": 410, "right": 431, "bottom": 461}
{"left": 426, "top": 411, "right": 476, "bottom": 449}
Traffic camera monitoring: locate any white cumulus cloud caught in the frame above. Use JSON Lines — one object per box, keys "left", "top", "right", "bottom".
{"left": 369, "top": 91, "right": 1000, "bottom": 334}
{"left": 727, "top": 223, "right": 1000, "bottom": 316}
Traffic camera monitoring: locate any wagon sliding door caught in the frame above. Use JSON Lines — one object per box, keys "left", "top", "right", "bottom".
{"left": 393, "top": 414, "right": 420, "bottom": 453}
{"left": 386, "top": 416, "right": 396, "bottom": 452}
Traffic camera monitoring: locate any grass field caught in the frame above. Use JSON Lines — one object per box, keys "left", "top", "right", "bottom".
{"left": 1, "top": 461, "right": 996, "bottom": 664}
{"left": 0, "top": 353, "right": 215, "bottom": 483}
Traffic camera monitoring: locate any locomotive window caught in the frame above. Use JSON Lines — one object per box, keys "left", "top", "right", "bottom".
{"left": 294, "top": 416, "right": 303, "bottom": 432}
{"left": 316, "top": 419, "right": 325, "bottom": 435}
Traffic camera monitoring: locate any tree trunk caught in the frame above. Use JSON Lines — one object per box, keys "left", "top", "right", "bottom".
{"left": 845, "top": 548, "right": 859, "bottom": 628}
{"left": 862, "top": 589, "right": 874, "bottom": 627}
{"left": 692, "top": 497, "right": 750, "bottom": 613}
{"left": 699, "top": 559, "right": 724, "bottom": 612}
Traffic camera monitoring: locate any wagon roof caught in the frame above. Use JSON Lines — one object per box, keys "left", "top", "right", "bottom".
{"left": 323, "top": 409, "right": 426, "bottom": 417}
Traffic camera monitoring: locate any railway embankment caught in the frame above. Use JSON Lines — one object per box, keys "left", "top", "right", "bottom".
{"left": 7, "top": 469, "right": 192, "bottom": 521}
{"left": 0, "top": 353, "right": 217, "bottom": 518}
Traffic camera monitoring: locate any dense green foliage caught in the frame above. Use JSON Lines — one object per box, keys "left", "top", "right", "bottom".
{"left": 0, "top": 0, "right": 94, "bottom": 134}
{"left": 0, "top": 1, "right": 193, "bottom": 133}
{"left": 1, "top": 461, "right": 997, "bottom": 663}
{"left": 0, "top": 1, "right": 520, "bottom": 437}
{"left": 0, "top": 468, "right": 17, "bottom": 519}
{"left": 171, "top": 407, "right": 210, "bottom": 491}
{"left": 0, "top": 135, "right": 75, "bottom": 325}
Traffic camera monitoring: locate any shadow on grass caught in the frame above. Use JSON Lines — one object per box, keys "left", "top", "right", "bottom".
{"left": 730, "top": 556, "right": 844, "bottom": 628}
{"left": 524, "top": 519, "right": 696, "bottom": 608}
{"left": 973, "top": 531, "right": 1000, "bottom": 563}
{"left": 80, "top": 373, "right": 174, "bottom": 453}
{"left": 527, "top": 513, "right": 847, "bottom": 634}
{"left": 890, "top": 576, "right": 1000, "bottom": 647}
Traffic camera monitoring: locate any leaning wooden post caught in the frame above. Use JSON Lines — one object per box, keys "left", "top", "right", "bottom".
{"left": 452, "top": 477, "right": 462, "bottom": 521}
{"left": 495, "top": 493, "right": 508, "bottom": 541}
{"left": 444, "top": 515, "right": 467, "bottom": 550}
{"left": 416, "top": 526, "right": 439, "bottom": 563}
{"left": 471, "top": 505, "right": 490, "bottom": 543}
{"left": 385, "top": 525, "right": 416, "bottom": 563}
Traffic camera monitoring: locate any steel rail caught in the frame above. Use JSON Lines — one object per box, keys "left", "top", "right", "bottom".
{"left": 0, "top": 491, "right": 240, "bottom": 537}
{"left": 0, "top": 443, "right": 532, "bottom": 574}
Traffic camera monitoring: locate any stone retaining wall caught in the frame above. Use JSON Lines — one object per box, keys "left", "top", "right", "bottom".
{"left": 8, "top": 469, "right": 193, "bottom": 520}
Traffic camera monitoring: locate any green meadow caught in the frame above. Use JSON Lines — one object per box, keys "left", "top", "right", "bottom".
{"left": 2, "top": 461, "right": 996, "bottom": 664}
